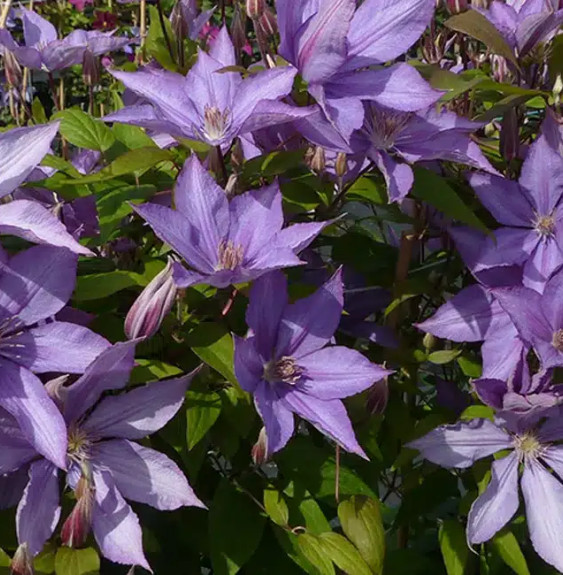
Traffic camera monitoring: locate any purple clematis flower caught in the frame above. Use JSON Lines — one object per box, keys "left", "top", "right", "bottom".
{"left": 171, "top": 0, "right": 215, "bottom": 41}
{"left": 408, "top": 409, "right": 563, "bottom": 573}
{"left": 277, "top": 0, "right": 441, "bottom": 140}
{"left": 105, "top": 27, "right": 312, "bottom": 149}
{"left": 0, "top": 245, "right": 109, "bottom": 468}
{"left": 0, "top": 341, "right": 204, "bottom": 571}
{"left": 234, "top": 269, "right": 392, "bottom": 457}
{"left": 478, "top": 0, "right": 563, "bottom": 59}
{"left": 0, "top": 9, "right": 129, "bottom": 72}
{"left": 133, "top": 155, "right": 329, "bottom": 289}
{"left": 493, "top": 268, "right": 563, "bottom": 369}
{"left": 469, "top": 129, "right": 563, "bottom": 292}
{"left": 0, "top": 123, "right": 93, "bottom": 254}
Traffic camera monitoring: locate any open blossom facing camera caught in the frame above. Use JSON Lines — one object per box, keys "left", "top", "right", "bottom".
{"left": 234, "top": 270, "right": 392, "bottom": 458}
{"left": 133, "top": 156, "right": 330, "bottom": 289}
{"left": 1, "top": 342, "right": 203, "bottom": 571}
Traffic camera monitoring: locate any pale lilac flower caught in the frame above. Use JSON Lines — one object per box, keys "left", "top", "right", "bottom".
{"left": 106, "top": 28, "right": 312, "bottom": 149}
{"left": 133, "top": 156, "right": 329, "bottom": 289}
{"left": 409, "top": 409, "right": 563, "bottom": 573}
{"left": 1, "top": 342, "right": 203, "bottom": 570}
{"left": 234, "top": 270, "right": 392, "bottom": 457}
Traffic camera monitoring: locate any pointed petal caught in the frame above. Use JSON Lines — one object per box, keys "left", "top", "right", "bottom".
{"left": 296, "top": 0, "right": 355, "bottom": 84}
{"left": 467, "top": 452, "right": 519, "bottom": 544}
{"left": 245, "top": 271, "right": 288, "bottom": 359}
{"left": 371, "top": 150, "right": 414, "bottom": 203}
{"left": 277, "top": 0, "right": 316, "bottom": 64}
{"left": 229, "top": 182, "right": 283, "bottom": 260}
{"left": 0, "top": 245, "right": 77, "bottom": 326}
{"left": 274, "top": 220, "right": 330, "bottom": 254}
{"left": 239, "top": 100, "right": 316, "bottom": 135}
{"left": 0, "top": 200, "right": 92, "bottom": 255}
{"left": 297, "top": 346, "right": 392, "bottom": 400}
{"left": 171, "top": 264, "right": 208, "bottom": 289}
{"left": 6, "top": 322, "right": 109, "bottom": 374}
{"left": 481, "top": 323, "right": 526, "bottom": 380}
{"left": 93, "top": 440, "right": 204, "bottom": 510}
{"left": 283, "top": 390, "right": 367, "bottom": 458}
{"left": 92, "top": 469, "right": 151, "bottom": 571}
{"left": 407, "top": 419, "right": 512, "bottom": 468}
{"left": 0, "top": 123, "right": 59, "bottom": 197}
{"left": 64, "top": 341, "right": 137, "bottom": 424}
{"left": 0, "top": 361, "right": 67, "bottom": 469}
{"left": 542, "top": 271, "right": 563, "bottom": 338}
{"left": 327, "top": 65, "right": 441, "bottom": 112}
{"left": 254, "top": 380, "right": 294, "bottom": 455}
{"left": 83, "top": 372, "right": 196, "bottom": 439}
{"left": 521, "top": 458, "right": 563, "bottom": 573}
{"left": 22, "top": 9, "right": 58, "bottom": 48}
{"left": 346, "top": 0, "right": 435, "bottom": 67}
{"left": 0, "top": 469, "right": 28, "bottom": 510}
{"left": 209, "top": 26, "right": 235, "bottom": 67}
{"left": 469, "top": 173, "right": 532, "bottom": 227}
{"left": 0, "top": 411, "right": 37, "bottom": 474}
{"left": 523, "top": 237, "right": 563, "bottom": 292}
{"left": 104, "top": 105, "right": 183, "bottom": 138}
{"left": 16, "top": 460, "right": 60, "bottom": 556}
{"left": 233, "top": 336, "right": 265, "bottom": 394}
{"left": 132, "top": 202, "right": 217, "bottom": 273}
{"left": 277, "top": 268, "right": 343, "bottom": 357}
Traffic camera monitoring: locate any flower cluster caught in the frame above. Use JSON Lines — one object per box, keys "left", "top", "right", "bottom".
{"left": 0, "top": 0, "right": 561, "bottom": 574}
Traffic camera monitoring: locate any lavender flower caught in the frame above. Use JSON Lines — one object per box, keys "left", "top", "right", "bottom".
{"left": 170, "top": 0, "right": 215, "bottom": 41}
{"left": 0, "top": 245, "right": 108, "bottom": 467}
{"left": 234, "top": 270, "right": 392, "bottom": 457}
{"left": 133, "top": 156, "right": 329, "bottom": 289}
{"left": 409, "top": 410, "right": 563, "bottom": 573}
{"left": 277, "top": 0, "right": 441, "bottom": 140}
{"left": 2, "top": 342, "right": 203, "bottom": 570}
{"left": 468, "top": 129, "right": 563, "bottom": 291}
{"left": 106, "top": 27, "right": 312, "bottom": 149}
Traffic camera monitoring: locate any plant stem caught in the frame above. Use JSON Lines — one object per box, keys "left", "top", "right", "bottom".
{"left": 156, "top": 0, "right": 174, "bottom": 63}
{"left": 139, "top": 0, "right": 147, "bottom": 63}
{"left": 0, "top": 0, "right": 13, "bottom": 28}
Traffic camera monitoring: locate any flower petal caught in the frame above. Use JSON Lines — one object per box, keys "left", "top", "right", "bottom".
{"left": 0, "top": 410, "right": 37, "bottom": 474}
{"left": 254, "top": 380, "right": 294, "bottom": 456}
{"left": 467, "top": 452, "right": 519, "bottom": 544}
{"left": 16, "top": 460, "right": 60, "bottom": 556}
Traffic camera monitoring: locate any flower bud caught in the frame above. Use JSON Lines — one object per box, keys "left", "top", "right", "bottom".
{"left": 246, "top": 0, "right": 265, "bottom": 20}
{"left": 306, "top": 146, "right": 326, "bottom": 175}
{"left": 124, "top": 259, "right": 177, "bottom": 340}
{"left": 82, "top": 50, "right": 100, "bottom": 87}
{"left": 445, "top": 0, "right": 468, "bottom": 13}
{"left": 10, "top": 543, "right": 33, "bottom": 575}
{"left": 251, "top": 427, "right": 269, "bottom": 465}
{"left": 232, "top": 4, "right": 249, "bottom": 56}
{"left": 258, "top": 8, "right": 277, "bottom": 38}
{"left": 500, "top": 107, "right": 519, "bottom": 163}
{"left": 335, "top": 152, "right": 348, "bottom": 179}
{"left": 61, "top": 477, "right": 95, "bottom": 549}
{"left": 423, "top": 332, "right": 436, "bottom": 352}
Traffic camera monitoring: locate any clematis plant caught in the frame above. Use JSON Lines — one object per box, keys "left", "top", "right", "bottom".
{"left": 132, "top": 155, "right": 329, "bottom": 289}
{"left": 106, "top": 27, "right": 312, "bottom": 149}
{"left": 2, "top": 341, "right": 203, "bottom": 571}
{"left": 234, "top": 269, "right": 392, "bottom": 457}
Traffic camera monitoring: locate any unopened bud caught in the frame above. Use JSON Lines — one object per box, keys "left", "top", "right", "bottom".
{"left": 171, "top": 2, "right": 189, "bottom": 41}
{"left": 82, "top": 50, "right": 100, "bottom": 87}
{"left": 335, "top": 152, "right": 347, "bottom": 179}
{"left": 4, "top": 50, "right": 22, "bottom": 88}
{"left": 232, "top": 4, "right": 248, "bottom": 55}
{"left": 124, "top": 259, "right": 177, "bottom": 340}
{"left": 246, "top": 0, "right": 265, "bottom": 20}
{"left": 500, "top": 107, "right": 519, "bottom": 163}
{"left": 445, "top": 0, "right": 468, "bottom": 13}
{"left": 491, "top": 55, "right": 510, "bottom": 84}
{"left": 423, "top": 332, "right": 437, "bottom": 352}
{"left": 10, "top": 543, "right": 33, "bottom": 575}
{"left": 306, "top": 146, "right": 326, "bottom": 175}
{"left": 422, "top": 31, "right": 446, "bottom": 64}
{"left": 258, "top": 8, "right": 277, "bottom": 38}
{"left": 553, "top": 74, "right": 563, "bottom": 108}
{"left": 61, "top": 477, "right": 94, "bottom": 548}
{"left": 251, "top": 427, "right": 269, "bottom": 465}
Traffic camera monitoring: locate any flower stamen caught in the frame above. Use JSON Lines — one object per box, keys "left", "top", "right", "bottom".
{"left": 264, "top": 356, "right": 303, "bottom": 385}
{"left": 216, "top": 240, "right": 244, "bottom": 271}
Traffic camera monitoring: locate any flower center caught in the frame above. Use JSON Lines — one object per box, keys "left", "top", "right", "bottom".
{"left": 216, "top": 240, "right": 244, "bottom": 271}
{"left": 67, "top": 426, "right": 91, "bottom": 462}
{"left": 532, "top": 213, "right": 556, "bottom": 238}
{"left": 552, "top": 329, "right": 563, "bottom": 352}
{"left": 202, "top": 105, "right": 231, "bottom": 143}
{"left": 514, "top": 432, "right": 542, "bottom": 460}
{"left": 264, "top": 356, "right": 303, "bottom": 385}
{"left": 364, "top": 106, "right": 411, "bottom": 150}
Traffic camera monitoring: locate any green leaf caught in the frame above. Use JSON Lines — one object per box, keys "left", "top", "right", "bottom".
{"left": 0, "top": 549, "right": 9, "bottom": 567}
{"left": 112, "top": 123, "right": 157, "bottom": 150}
{"left": 318, "top": 532, "right": 373, "bottom": 575}
{"left": 445, "top": 11, "right": 518, "bottom": 67}
{"left": 146, "top": 5, "right": 177, "bottom": 71}
{"left": 411, "top": 168, "right": 488, "bottom": 233}
{"left": 284, "top": 483, "right": 332, "bottom": 535}
{"left": 54, "top": 547, "right": 100, "bottom": 575}
{"left": 296, "top": 534, "right": 335, "bottom": 575}
{"left": 460, "top": 405, "right": 495, "bottom": 422}
{"left": 439, "top": 520, "right": 469, "bottom": 575}
{"left": 32, "top": 97, "right": 48, "bottom": 124}
{"left": 74, "top": 270, "right": 145, "bottom": 301}
{"left": 131, "top": 358, "right": 183, "bottom": 383}
{"left": 56, "top": 109, "right": 115, "bottom": 152}
{"left": 491, "top": 529, "right": 530, "bottom": 575}
{"left": 338, "top": 496, "right": 385, "bottom": 575}
{"left": 186, "top": 390, "right": 222, "bottom": 450}
{"left": 428, "top": 350, "right": 461, "bottom": 365}
{"left": 457, "top": 356, "right": 482, "bottom": 378}
{"left": 264, "top": 486, "right": 290, "bottom": 527}
{"left": 187, "top": 323, "right": 238, "bottom": 385}
{"left": 209, "top": 479, "right": 267, "bottom": 575}
{"left": 346, "top": 176, "right": 387, "bottom": 204}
